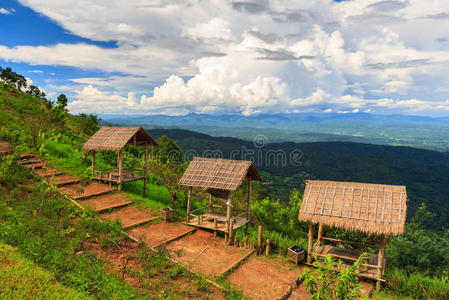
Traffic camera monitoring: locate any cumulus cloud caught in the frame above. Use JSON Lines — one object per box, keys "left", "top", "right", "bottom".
{"left": 2, "top": 0, "right": 449, "bottom": 115}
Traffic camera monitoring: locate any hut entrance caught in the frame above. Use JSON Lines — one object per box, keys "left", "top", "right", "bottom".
{"left": 82, "top": 126, "right": 157, "bottom": 195}
{"left": 299, "top": 180, "right": 407, "bottom": 290}
{"left": 178, "top": 157, "right": 262, "bottom": 240}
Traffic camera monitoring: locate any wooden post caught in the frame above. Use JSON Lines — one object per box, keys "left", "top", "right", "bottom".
{"left": 257, "top": 225, "right": 262, "bottom": 255}
{"left": 186, "top": 187, "right": 192, "bottom": 223}
{"left": 209, "top": 194, "right": 213, "bottom": 212}
{"left": 317, "top": 223, "right": 323, "bottom": 246}
{"left": 214, "top": 218, "right": 217, "bottom": 237}
{"left": 118, "top": 149, "right": 123, "bottom": 191}
{"left": 245, "top": 178, "right": 252, "bottom": 235}
{"left": 91, "top": 151, "right": 96, "bottom": 172}
{"left": 229, "top": 219, "right": 234, "bottom": 245}
{"left": 307, "top": 222, "right": 314, "bottom": 264}
{"left": 266, "top": 239, "right": 271, "bottom": 256}
{"left": 226, "top": 192, "right": 232, "bottom": 231}
{"left": 376, "top": 234, "right": 386, "bottom": 291}
{"left": 143, "top": 141, "right": 148, "bottom": 197}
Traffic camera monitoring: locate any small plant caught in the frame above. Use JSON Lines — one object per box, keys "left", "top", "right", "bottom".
{"left": 299, "top": 253, "right": 368, "bottom": 300}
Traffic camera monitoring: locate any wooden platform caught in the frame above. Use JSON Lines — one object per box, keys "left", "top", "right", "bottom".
{"left": 185, "top": 212, "right": 249, "bottom": 233}
{"left": 313, "top": 245, "right": 384, "bottom": 280}
{"left": 95, "top": 170, "right": 145, "bottom": 184}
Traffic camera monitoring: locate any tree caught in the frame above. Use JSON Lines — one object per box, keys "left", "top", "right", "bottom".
{"left": 57, "top": 94, "right": 68, "bottom": 108}
{"left": 27, "top": 85, "right": 46, "bottom": 101}
{"left": 0, "top": 67, "right": 27, "bottom": 90}
{"left": 152, "top": 136, "right": 183, "bottom": 164}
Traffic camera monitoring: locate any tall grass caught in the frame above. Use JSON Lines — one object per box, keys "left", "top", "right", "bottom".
{"left": 386, "top": 269, "right": 449, "bottom": 299}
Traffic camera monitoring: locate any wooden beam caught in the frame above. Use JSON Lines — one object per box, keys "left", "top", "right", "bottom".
{"left": 144, "top": 141, "right": 148, "bottom": 197}
{"left": 91, "top": 151, "right": 96, "bottom": 172}
{"left": 307, "top": 222, "right": 314, "bottom": 264}
{"left": 317, "top": 223, "right": 323, "bottom": 247}
{"left": 118, "top": 149, "right": 123, "bottom": 191}
{"left": 209, "top": 194, "right": 213, "bottom": 212}
{"left": 186, "top": 186, "right": 192, "bottom": 222}
{"left": 219, "top": 249, "right": 255, "bottom": 276}
{"left": 321, "top": 237, "right": 378, "bottom": 248}
{"left": 152, "top": 228, "right": 196, "bottom": 249}
{"left": 226, "top": 192, "right": 232, "bottom": 240}
{"left": 246, "top": 178, "right": 252, "bottom": 235}
{"left": 377, "top": 234, "right": 386, "bottom": 291}
{"left": 257, "top": 225, "right": 262, "bottom": 255}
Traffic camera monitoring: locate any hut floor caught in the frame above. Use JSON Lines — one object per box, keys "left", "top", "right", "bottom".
{"left": 100, "top": 205, "right": 160, "bottom": 228}
{"left": 227, "top": 256, "right": 304, "bottom": 300}
{"left": 313, "top": 245, "right": 382, "bottom": 279}
{"left": 165, "top": 230, "right": 252, "bottom": 276}
{"left": 95, "top": 170, "right": 145, "bottom": 184}
{"left": 80, "top": 193, "right": 133, "bottom": 212}
{"left": 129, "top": 222, "right": 194, "bottom": 248}
{"left": 185, "top": 212, "right": 248, "bottom": 233}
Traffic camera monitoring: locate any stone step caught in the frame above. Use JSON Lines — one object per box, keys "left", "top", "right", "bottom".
{"left": 79, "top": 193, "right": 133, "bottom": 212}
{"left": 46, "top": 174, "right": 80, "bottom": 186}
{"left": 35, "top": 168, "right": 63, "bottom": 177}
{"left": 100, "top": 206, "right": 160, "bottom": 228}
{"left": 58, "top": 182, "right": 116, "bottom": 200}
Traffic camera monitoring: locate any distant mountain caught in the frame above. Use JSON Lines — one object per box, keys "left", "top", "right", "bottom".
{"left": 146, "top": 128, "right": 449, "bottom": 231}
{"left": 102, "top": 112, "right": 449, "bottom": 151}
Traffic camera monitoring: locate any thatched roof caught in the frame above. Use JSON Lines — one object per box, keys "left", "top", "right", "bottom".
{"left": 179, "top": 157, "right": 262, "bottom": 191}
{"left": 82, "top": 126, "right": 157, "bottom": 152}
{"left": 299, "top": 180, "right": 407, "bottom": 236}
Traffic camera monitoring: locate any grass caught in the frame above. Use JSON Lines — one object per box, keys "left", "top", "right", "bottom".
{"left": 0, "top": 242, "right": 89, "bottom": 300}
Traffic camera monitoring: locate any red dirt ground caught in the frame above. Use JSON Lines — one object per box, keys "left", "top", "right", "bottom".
{"left": 45, "top": 174, "right": 80, "bottom": 186}
{"left": 35, "top": 168, "right": 62, "bottom": 177}
{"left": 227, "top": 255, "right": 306, "bottom": 300}
{"left": 80, "top": 193, "right": 133, "bottom": 212}
{"left": 58, "top": 182, "right": 115, "bottom": 199}
{"left": 165, "top": 230, "right": 252, "bottom": 276}
{"left": 128, "top": 222, "right": 194, "bottom": 247}
{"left": 100, "top": 205, "right": 159, "bottom": 228}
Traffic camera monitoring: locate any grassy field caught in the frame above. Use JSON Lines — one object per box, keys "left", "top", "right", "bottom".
{"left": 0, "top": 242, "right": 89, "bottom": 300}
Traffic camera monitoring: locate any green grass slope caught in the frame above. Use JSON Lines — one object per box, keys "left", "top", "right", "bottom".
{"left": 0, "top": 242, "right": 89, "bottom": 300}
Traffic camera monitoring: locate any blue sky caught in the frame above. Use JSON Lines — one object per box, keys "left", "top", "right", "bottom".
{"left": 1, "top": 0, "right": 449, "bottom": 116}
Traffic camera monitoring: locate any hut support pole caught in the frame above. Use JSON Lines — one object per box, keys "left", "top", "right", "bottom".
{"left": 118, "top": 149, "right": 123, "bottom": 191}
{"left": 91, "top": 151, "right": 96, "bottom": 172}
{"left": 143, "top": 141, "right": 148, "bottom": 197}
{"left": 317, "top": 223, "right": 323, "bottom": 246}
{"left": 376, "top": 234, "right": 386, "bottom": 291}
{"left": 245, "top": 178, "right": 252, "bottom": 235}
{"left": 209, "top": 194, "right": 213, "bottom": 212}
{"left": 186, "top": 187, "right": 192, "bottom": 223}
{"left": 225, "top": 193, "right": 232, "bottom": 241}
{"left": 307, "top": 222, "right": 314, "bottom": 264}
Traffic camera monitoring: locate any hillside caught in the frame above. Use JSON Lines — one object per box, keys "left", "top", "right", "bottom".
{"left": 146, "top": 128, "right": 449, "bottom": 230}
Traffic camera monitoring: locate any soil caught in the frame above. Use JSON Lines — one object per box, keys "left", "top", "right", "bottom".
{"left": 45, "top": 174, "right": 80, "bottom": 186}
{"left": 128, "top": 222, "right": 194, "bottom": 247}
{"left": 227, "top": 255, "right": 305, "bottom": 300}
{"left": 80, "top": 193, "right": 133, "bottom": 212}
{"left": 165, "top": 230, "right": 252, "bottom": 276}
{"left": 58, "top": 182, "right": 115, "bottom": 199}
{"left": 100, "top": 205, "right": 158, "bottom": 228}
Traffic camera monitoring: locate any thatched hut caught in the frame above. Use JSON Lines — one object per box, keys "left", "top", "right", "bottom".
{"left": 179, "top": 157, "right": 262, "bottom": 240}
{"left": 82, "top": 126, "right": 157, "bottom": 194}
{"left": 299, "top": 180, "right": 407, "bottom": 289}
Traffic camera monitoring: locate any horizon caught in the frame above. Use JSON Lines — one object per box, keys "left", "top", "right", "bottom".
{"left": 2, "top": 0, "right": 449, "bottom": 117}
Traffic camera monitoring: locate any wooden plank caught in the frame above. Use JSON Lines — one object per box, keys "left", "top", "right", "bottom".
{"left": 321, "top": 237, "right": 378, "bottom": 248}
{"left": 152, "top": 228, "right": 196, "bottom": 249}
{"left": 307, "top": 222, "right": 314, "bottom": 263}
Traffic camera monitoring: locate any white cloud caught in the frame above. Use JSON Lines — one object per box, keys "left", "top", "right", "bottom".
{"left": 3, "top": 0, "right": 449, "bottom": 115}
{"left": 0, "top": 8, "right": 12, "bottom": 15}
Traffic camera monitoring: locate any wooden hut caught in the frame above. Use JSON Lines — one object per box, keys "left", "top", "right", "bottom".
{"left": 179, "top": 157, "right": 262, "bottom": 239}
{"left": 299, "top": 180, "right": 407, "bottom": 290}
{"left": 82, "top": 126, "right": 157, "bottom": 194}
